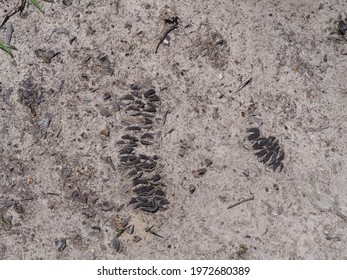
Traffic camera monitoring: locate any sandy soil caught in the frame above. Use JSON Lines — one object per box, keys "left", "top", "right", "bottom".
{"left": 1, "top": 0, "right": 347, "bottom": 260}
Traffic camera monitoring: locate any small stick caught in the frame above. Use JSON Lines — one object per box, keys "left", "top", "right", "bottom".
{"left": 47, "top": 192, "right": 60, "bottom": 196}
{"left": 334, "top": 211, "right": 347, "bottom": 222}
{"left": 115, "top": 0, "right": 120, "bottom": 15}
{"left": 0, "top": 0, "right": 26, "bottom": 29}
{"left": 105, "top": 156, "right": 116, "bottom": 171}
{"left": 145, "top": 225, "right": 163, "bottom": 238}
{"left": 155, "top": 17, "right": 179, "bottom": 53}
{"left": 234, "top": 77, "right": 252, "bottom": 94}
{"left": 227, "top": 196, "right": 254, "bottom": 209}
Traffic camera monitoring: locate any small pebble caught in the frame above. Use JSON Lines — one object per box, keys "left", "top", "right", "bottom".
{"left": 188, "top": 184, "right": 196, "bottom": 194}
{"left": 38, "top": 113, "right": 52, "bottom": 129}
{"left": 197, "top": 168, "right": 207, "bottom": 175}
{"left": 62, "top": 0, "right": 72, "bottom": 6}
{"left": 100, "top": 107, "right": 112, "bottom": 117}
{"left": 100, "top": 127, "right": 110, "bottom": 137}
{"left": 54, "top": 27, "right": 69, "bottom": 35}
{"left": 205, "top": 158, "right": 213, "bottom": 167}
{"left": 62, "top": 166, "right": 72, "bottom": 178}
{"left": 34, "top": 49, "right": 60, "bottom": 63}
{"left": 81, "top": 208, "right": 94, "bottom": 218}
{"left": 55, "top": 239, "right": 66, "bottom": 252}
{"left": 91, "top": 225, "right": 101, "bottom": 232}
{"left": 130, "top": 84, "right": 140, "bottom": 90}
{"left": 102, "top": 92, "right": 111, "bottom": 100}
{"left": 178, "top": 148, "right": 186, "bottom": 157}
{"left": 212, "top": 107, "right": 220, "bottom": 119}
{"left": 132, "top": 235, "right": 142, "bottom": 243}
{"left": 186, "top": 133, "right": 195, "bottom": 142}
{"left": 100, "top": 201, "right": 113, "bottom": 212}
{"left": 13, "top": 202, "right": 23, "bottom": 213}
{"left": 124, "top": 22, "right": 132, "bottom": 29}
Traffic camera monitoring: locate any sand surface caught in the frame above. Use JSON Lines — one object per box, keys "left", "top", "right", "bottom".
{"left": 1, "top": 0, "right": 347, "bottom": 259}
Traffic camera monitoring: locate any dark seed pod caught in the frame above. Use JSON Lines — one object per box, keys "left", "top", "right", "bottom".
{"left": 133, "top": 179, "right": 148, "bottom": 185}
{"left": 144, "top": 118, "right": 153, "bottom": 125}
{"left": 122, "top": 216, "right": 131, "bottom": 227}
{"left": 141, "top": 133, "right": 154, "bottom": 139}
{"left": 122, "top": 134, "right": 138, "bottom": 141}
{"left": 134, "top": 185, "right": 154, "bottom": 195}
{"left": 144, "top": 89, "right": 156, "bottom": 98}
{"left": 136, "top": 196, "right": 148, "bottom": 203}
{"left": 129, "top": 197, "right": 138, "bottom": 204}
{"left": 247, "top": 127, "right": 260, "bottom": 133}
{"left": 119, "top": 156, "right": 129, "bottom": 162}
{"left": 131, "top": 171, "right": 143, "bottom": 181}
{"left": 126, "top": 126, "right": 142, "bottom": 131}
{"left": 146, "top": 102, "right": 158, "bottom": 108}
{"left": 134, "top": 100, "right": 145, "bottom": 108}
{"left": 148, "top": 94, "right": 160, "bottom": 102}
{"left": 122, "top": 94, "right": 134, "bottom": 101}
{"left": 127, "top": 225, "right": 134, "bottom": 234}
{"left": 126, "top": 105, "right": 140, "bottom": 111}
{"left": 277, "top": 149, "right": 285, "bottom": 161}
{"left": 152, "top": 174, "right": 161, "bottom": 182}
{"left": 265, "top": 136, "right": 276, "bottom": 147}
{"left": 128, "top": 155, "right": 138, "bottom": 161}
{"left": 255, "top": 149, "right": 267, "bottom": 158}
{"left": 267, "top": 149, "right": 279, "bottom": 166}
{"left": 273, "top": 161, "right": 283, "bottom": 172}
{"left": 155, "top": 189, "right": 165, "bottom": 196}
{"left": 127, "top": 142, "right": 138, "bottom": 148}
{"left": 144, "top": 107, "right": 157, "bottom": 113}
{"left": 158, "top": 198, "right": 169, "bottom": 205}
{"left": 141, "top": 205, "right": 159, "bottom": 213}
{"left": 141, "top": 124, "right": 154, "bottom": 130}
{"left": 137, "top": 201, "right": 154, "bottom": 208}
{"left": 267, "top": 140, "right": 279, "bottom": 150}
{"left": 111, "top": 237, "right": 121, "bottom": 252}
{"left": 131, "top": 91, "right": 140, "bottom": 97}
{"left": 142, "top": 162, "right": 156, "bottom": 170}
{"left": 252, "top": 137, "right": 268, "bottom": 149}
{"left": 128, "top": 169, "right": 138, "bottom": 176}
{"left": 128, "top": 110, "right": 142, "bottom": 116}
{"left": 140, "top": 139, "right": 153, "bottom": 145}
{"left": 119, "top": 147, "right": 134, "bottom": 154}
{"left": 247, "top": 131, "right": 260, "bottom": 141}
{"left": 260, "top": 150, "right": 273, "bottom": 164}
{"left": 139, "top": 154, "right": 150, "bottom": 161}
